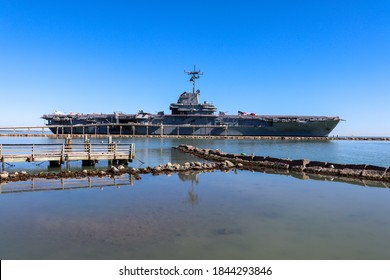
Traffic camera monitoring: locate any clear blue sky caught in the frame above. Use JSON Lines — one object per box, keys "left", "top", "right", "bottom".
{"left": 1, "top": 0, "right": 389, "bottom": 136}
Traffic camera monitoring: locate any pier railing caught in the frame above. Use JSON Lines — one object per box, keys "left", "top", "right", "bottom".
{"left": 0, "top": 143, "right": 135, "bottom": 164}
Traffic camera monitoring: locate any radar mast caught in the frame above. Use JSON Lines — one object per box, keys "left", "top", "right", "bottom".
{"left": 184, "top": 65, "right": 203, "bottom": 95}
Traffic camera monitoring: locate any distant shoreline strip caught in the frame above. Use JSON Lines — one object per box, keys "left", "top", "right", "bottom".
{"left": 0, "top": 133, "right": 390, "bottom": 141}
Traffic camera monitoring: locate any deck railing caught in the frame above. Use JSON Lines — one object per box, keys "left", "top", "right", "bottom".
{"left": 0, "top": 143, "right": 135, "bottom": 163}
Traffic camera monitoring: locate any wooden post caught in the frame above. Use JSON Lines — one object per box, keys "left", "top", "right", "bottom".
{"left": 0, "top": 144, "right": 3, "bottom": 172}
{"left": 129, "top": 143, "right": 135, "bottom": 161}
{"left": 84, "top": 140, "right": 91, "bottom": 154}
{"left": 82, "top": 138, "right": 95, "bottom": 166}
{"left": 108, "top": 136, "right": 114, "bottom": 153}
{"left": 61, "top": 144, "right": 65, "bottom": 163}
{"left": 65, "top": 135, "right": 72, "bottom": 152}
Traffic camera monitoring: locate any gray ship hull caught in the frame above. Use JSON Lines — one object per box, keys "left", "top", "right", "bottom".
{"left": 42, "top": 66, "right": 341, "bottom": 137}
{"left": 45, "top": 117, "right": 339, "bottom": 137}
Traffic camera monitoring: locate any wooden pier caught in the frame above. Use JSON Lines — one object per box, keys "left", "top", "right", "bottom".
{"left": 0, "top": 141, "right": 135, "bottom": 168}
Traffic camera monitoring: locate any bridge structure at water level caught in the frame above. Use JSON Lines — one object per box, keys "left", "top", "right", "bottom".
{"left": 1, "top": 125, "right": 390, "bottom": 141}
{"left": 0, "top": 140, "right": 135, "bottom": 170}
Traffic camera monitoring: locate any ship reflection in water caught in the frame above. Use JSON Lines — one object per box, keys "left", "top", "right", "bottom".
{"left": 178, "top": 172, "right": 200, "bottom": 207}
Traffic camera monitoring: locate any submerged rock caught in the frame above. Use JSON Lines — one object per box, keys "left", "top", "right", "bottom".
{"left": 1, "top": 171, "right": 9, "bottom": 179}
{"left": 110, "top": 166, "right": 119, "bottom": 173}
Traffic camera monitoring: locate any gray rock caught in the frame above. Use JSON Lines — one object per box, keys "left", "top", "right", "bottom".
{"left": 153, "top": 166, "right": 162, "bottom": 172}
{"left": 0, "top": 171, "right": 9, "bottom": 179}
{"left": 224, "top": 160, "right": 235, "bottom": 168}
{"left": 362, "top": 170, "right": 385, "bottom": 179}
{"left": 173, "top": 163, "right": 181, "bottom": 170}
{"left": 340, "top": 169, "right": 362, "bottom": 177}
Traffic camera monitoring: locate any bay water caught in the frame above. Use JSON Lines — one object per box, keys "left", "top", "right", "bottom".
{"left": 1, "top": 137, "right": 390, "bottom": 259}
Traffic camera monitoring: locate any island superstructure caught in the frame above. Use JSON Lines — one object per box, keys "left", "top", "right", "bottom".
{"left": 42, "top": 66, "right": 340, "bottom": 136}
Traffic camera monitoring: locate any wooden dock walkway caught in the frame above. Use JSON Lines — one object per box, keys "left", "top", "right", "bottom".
{"left": 0, "top": 142, "right": 135, "bottom": 167}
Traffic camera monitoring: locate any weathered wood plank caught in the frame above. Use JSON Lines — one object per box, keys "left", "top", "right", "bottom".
{"left": 0, "top": 143, "right": 135, "bottom": 164}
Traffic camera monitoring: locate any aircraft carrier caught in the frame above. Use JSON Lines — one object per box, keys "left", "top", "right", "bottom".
{"left": 42, "top": 67, "right": 340, "bottom": 137}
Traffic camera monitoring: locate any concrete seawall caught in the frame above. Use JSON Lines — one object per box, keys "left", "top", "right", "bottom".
{"left": 1, "top": 133, "right": 390, "bottom": 141}
{"left": 174, "top": 144, "right": 390, "bottom": 184}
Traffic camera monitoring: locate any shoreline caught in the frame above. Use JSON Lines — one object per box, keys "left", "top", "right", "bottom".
{"left": 1, "top": 145, "right": 390, "bottom": 190}
{"left": 1, "top": 161, "right": 389, "bottom": 192}
{"left": 0, "top": 133, "right": 390, "bottom": 141}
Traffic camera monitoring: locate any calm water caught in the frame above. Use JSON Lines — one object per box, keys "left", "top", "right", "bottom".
{"left": 1, "top": 137, "right": 390, "bottom": 259}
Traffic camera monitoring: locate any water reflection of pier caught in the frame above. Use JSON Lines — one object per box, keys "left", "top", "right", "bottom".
{"left": 0, "top": 175, "right": 135, "bottom": 194}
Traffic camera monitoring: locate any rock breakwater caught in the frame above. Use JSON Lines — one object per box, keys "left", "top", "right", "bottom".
{"left": 174, "top": 144, "right": 390, "bottom": 183}
{"left": 0, "top": 159, "right": 241, "bottom": 184}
